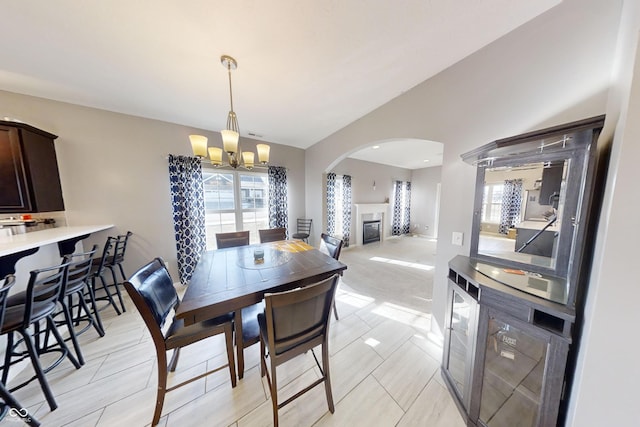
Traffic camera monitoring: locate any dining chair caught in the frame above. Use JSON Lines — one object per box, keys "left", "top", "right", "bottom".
{"left": 258, "top": 274, "right": 339, "bottom": 427}
{"left": 124, "top": 258, "right": 236, "bottom": 426}
{"left": 258, "top": 227, "right": 287, "bottom": 243}
{"left": 1, "top": 263, "right": 81, "bottom": 411}
{"left": 0, "top": 275, "right": 41, "bottom": 427}
{"left": 215, "top": 230, "right": 259, "bottom": 379}
{"left": 319, "top": 233, "right": 344, "bottom": 320}
{"left": 215, "top": 230, "right": 250, "bottom": 249}
{"left": 292, "top": 219, "right": 312, "bottom": 243}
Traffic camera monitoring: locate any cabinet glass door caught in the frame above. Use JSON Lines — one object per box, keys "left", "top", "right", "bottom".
{"left": 444, "top": 283, "right": 477, "bottom": 408}
{"left": 479, "top": 316, "right": 547, "bottom": 426}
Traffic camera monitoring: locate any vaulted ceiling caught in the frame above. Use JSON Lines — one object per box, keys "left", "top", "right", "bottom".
{"left": 0, "top": 1, "right": 561, "bottom": 167}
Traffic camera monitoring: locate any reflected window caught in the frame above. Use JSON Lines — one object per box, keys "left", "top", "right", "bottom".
{"left": 481, "top": 183, "right": 504, "bottom": 224}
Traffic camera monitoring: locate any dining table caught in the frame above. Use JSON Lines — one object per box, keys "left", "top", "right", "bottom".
{"left": 174, "top": 239, "right": 347, "bottom": 377}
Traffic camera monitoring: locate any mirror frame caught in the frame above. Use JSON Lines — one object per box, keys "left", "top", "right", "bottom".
{"left": 462, "top": 115, "right": 605, "bottom": 307}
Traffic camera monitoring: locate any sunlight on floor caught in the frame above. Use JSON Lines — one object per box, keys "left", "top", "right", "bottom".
{"left": 371, "top": 302, "right": 432, "bottom": 331}
{"left": 369, "top": 256, "right": 434, "bottom": 271}
{"left": 364, "top": 337, "right": 381, "bottom": 348}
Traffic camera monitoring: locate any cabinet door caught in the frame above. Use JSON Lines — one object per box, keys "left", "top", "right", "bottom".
{"left": 0, "top": 126, "right": 32, "bottom": 212}
{"left": 20, "top": 128, "right": 65, "bottom": 212}
{"left": 474, "top": 309, "right": 569, "bottom": 427}
{"left": 442, "top": 280, "right": 478, "bottom": 410}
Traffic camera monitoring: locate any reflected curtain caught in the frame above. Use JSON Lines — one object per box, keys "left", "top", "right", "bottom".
{"left": 499, "top": 179, "right": 523, "bottom": 234}
{"left": 168, "top": 155, "right": 206, "bottom": 285}
{"left": 342, "top": 175, "right": 352, "bottom": 247}
{"left": 268, "top": 166, "right": 288, "bottom": 229}
{"left": 392, "top": 180, "right": 411, "bottom": 236}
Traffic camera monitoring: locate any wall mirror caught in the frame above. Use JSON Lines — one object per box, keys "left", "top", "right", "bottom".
{"left": 462, "top": 115, "right": 606, "bottom": 307}
{"left": 477, "top": 159, "right": 568, "bottom": 271}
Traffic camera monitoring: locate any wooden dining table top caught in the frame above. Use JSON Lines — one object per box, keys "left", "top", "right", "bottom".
{"left": 174, "top": 240, "right": 347, "bottom": 326}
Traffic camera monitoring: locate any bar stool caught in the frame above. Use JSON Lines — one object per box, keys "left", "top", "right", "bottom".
{"left": 91, "top": 236, "right": 125, "bottom": 316}
{"left": 0, "top": 275, "right": 41, "bottom": 426}
{"left": 1, "top": 263, "right": 81, "bottom": 411}
{"left": 292, "top": 219, "right": 312, "bottom": 243}
{"left": 53, "top": 245, "right": 103, "bottom": 365}
{"left": 101, "top": 231, "right": 132, "bottom": 314}
{"left": 106, "top": 231, "right": 133, "bottom": 286}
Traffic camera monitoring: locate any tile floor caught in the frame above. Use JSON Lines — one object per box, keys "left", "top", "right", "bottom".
{"left": 6, "top": 236, "right": 465, "bottom": 427}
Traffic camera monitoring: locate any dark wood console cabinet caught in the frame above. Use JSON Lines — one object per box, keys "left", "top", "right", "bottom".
{"left": 444, "top": 257, "right": 573, "bottom": 427}
{"left": 0, "top": 121, "right": 64, "bottom": 213}
{"left": 445, "top": 116, "right": 608, "bottom": 427}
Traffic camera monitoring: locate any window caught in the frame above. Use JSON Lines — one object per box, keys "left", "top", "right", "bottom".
{"left": 202, "top": 169, "right": 268, "bottom": 248}
{"left": 481, "top": 183, "right": 504, "bottom": 223}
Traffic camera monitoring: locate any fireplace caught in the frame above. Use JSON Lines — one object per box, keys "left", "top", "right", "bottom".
{"left": 354, "top": 203, "right": 388, "bottom": 246}
{"left": 363, "top": 220, "right": 381, "bottom": 244}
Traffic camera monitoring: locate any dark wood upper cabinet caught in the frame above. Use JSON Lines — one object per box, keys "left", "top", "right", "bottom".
{"left": 0, "top": 121, "right": 64, "bottom": 213}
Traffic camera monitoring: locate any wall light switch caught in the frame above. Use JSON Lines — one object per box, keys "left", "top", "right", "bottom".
{"left": 452, "top": 232, "right": 464, "bottom": 246}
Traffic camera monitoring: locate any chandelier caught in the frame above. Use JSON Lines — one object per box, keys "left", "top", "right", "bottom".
{"left": 189, "top": 55, "right": 270, "bottom": 169}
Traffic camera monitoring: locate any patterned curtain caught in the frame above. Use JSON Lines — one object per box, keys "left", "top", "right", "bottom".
{"left": 392, "top": 181, "right": 403, "bottom": 235}
{"left": 268, "top": 166, "right": 288, "bottom": 229}
{"left": 499, "top": 179, "right": 524, "bottom": 234}
{"left": 168, "top": 155, "right": 206, "bottom": 284}
{"left": 326, "top": 173, "right": 337, "bottom": 236}
{"left": 342, "top": 175, "right": 352, "bottom": 247}
{"left": 392, "top": 181, "right": 411, "bottom": 235}
{"left": 403, "top": 181, "right": 411, "bottom": 234}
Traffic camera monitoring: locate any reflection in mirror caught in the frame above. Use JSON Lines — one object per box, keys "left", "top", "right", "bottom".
{"left": 477, "top": 161, "right": 567, "bottom": 270}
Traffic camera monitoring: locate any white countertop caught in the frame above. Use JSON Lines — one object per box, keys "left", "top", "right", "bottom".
{"left": 0, "top": 225, "right": 113, "bottom": 257}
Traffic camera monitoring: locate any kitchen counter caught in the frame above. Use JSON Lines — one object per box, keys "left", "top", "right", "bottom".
{"left": 0, "top": 224, "right": 113, "bottom": 277}
{"left": 515, "top": 220, "right": 558, "bottom": 258}
{"left": 0, "top": 224, "right": 113, "bottom": 257}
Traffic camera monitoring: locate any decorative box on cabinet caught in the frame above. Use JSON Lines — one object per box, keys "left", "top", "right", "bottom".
{"left": 0, "top": 121, "right": 64, "bottom": 213}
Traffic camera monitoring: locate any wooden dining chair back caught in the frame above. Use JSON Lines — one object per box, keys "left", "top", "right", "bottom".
{"left": 319, "top": 233, "right": 343, "bottom": 260}
{"left": 258, "top": 227, "right": 287, "bottom": 243}
{"left": 1, "top": 263, "right": 81, "bottom": 411}
{"left": 124, "top": 258, "right": 237, "bottom": 426}
{"left": 319, "top": 233, "right": 344, "bottom": 320}
{"left": 0, "top": 275, "right": 41, "bottom": 426}
{"left": 215, "top": 228, "right": 261, "bottom": 378}
{"left": 215, "top": 231, "right": 250, "bottom": 249}
{"left": 258, "top": 274, "right": 339, "bottom": 427}
{"left": 292, "top": 219, "right": 312, "bottom": 243}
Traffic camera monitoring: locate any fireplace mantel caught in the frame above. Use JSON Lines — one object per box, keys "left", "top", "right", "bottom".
{"left": 354, "top": 203, "right": 389, "bottom": 246}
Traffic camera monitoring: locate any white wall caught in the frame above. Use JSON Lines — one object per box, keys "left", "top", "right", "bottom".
{"left": 306, "top": 0, "right": 619, "bottom": 327}
{"left": 567, "top": 0, "right": 640, "bottom": 425}
{"left": 304, "top": 0, "right": 623, "bottom": 423}
{"left": 0, "top": 90, "right": 306, "bottom": 282}
{"left": 410, "top": 166, "right": 441, "bottom": 238}
{"left": 330, "top": 157, "right": 411, "bottom": 243}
